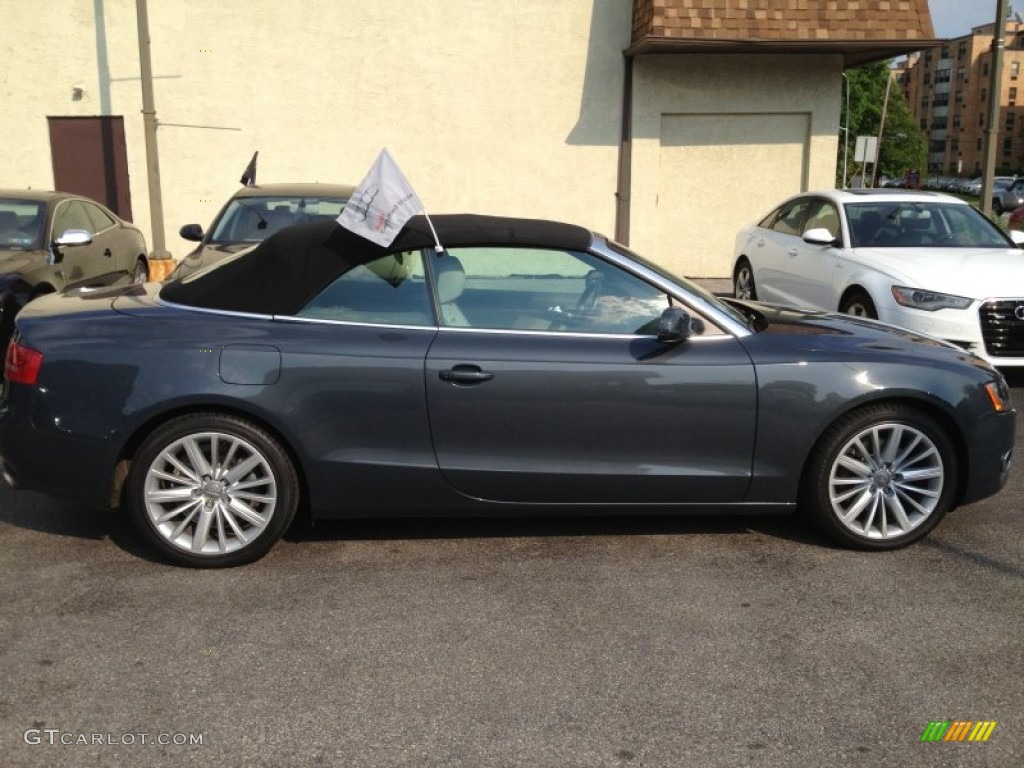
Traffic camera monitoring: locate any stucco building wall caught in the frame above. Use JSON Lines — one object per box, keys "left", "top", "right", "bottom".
{"left": 2, "top": 1, "right": 894, "bottom": 278}
{"left": 630, "top": 54, "right": 842, "bottom": 276}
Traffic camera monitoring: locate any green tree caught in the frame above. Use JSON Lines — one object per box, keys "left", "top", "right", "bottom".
{"left": 838, "top": 61, "right": 927, "bottom": 186}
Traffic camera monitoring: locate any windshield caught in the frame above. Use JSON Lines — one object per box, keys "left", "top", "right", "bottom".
{"left": 0, "top": 199, "right": 45, "bottom": 250}
{"left": 208, "top": 196, "right": 347, "bottom": 244}
{"left": 606, "top": 239, "right": 753, "bottom": 329}
{"left": 846, "top": 201, "right": 1013, "bottom": 249}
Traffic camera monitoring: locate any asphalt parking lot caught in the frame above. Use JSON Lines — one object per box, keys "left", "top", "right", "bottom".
{"left": 1, "top": 376, "right": 1022, "bottom": 767}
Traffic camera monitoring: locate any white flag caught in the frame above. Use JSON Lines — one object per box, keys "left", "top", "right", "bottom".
{"left": 337, "top": 148, "right": 424, "bottom": 247}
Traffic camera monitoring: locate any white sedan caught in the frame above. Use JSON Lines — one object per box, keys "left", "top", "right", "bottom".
{"left": 732, "top": 189, "right": 1024, "bottom": 367}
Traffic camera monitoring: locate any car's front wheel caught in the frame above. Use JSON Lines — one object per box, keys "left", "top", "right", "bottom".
{"left": 800, "top": 404, "right": 957, "bottom": 550}
{"left": 840, "top": 290, "right": 877, "bottom": 319}
{"left": 733, "top": 258, "right": 757, "bottom": 300}
{"left": 127, "top": 413, "right": 299, "bottom": 567}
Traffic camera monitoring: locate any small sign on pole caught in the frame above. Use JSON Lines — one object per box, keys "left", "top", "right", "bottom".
{"left": 854, "top": 136, "right": 879, "bottom": 163}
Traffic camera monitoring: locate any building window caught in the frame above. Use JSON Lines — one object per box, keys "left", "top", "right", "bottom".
{"left": 933, "top": 93, "right": 950, "bottom": 107}
{"left": 921, "top": 95, "right": 929, "bottom": 109}
{"left": 1003, "top": 137, "right": 1013, "bottom": 154}
{"left": 957, "top": 65, "right": 966, "bottom": 81}
{"left": 935, "top": 69, "right": 951, "bottom": 84}
{"left": 958, "top": 41, "right": 967, "bottom": 58}
{"left": 980, "top": 113, "right": 986, "bottom": 127}
{"left": 1013, "top": 61, "right": 1021, "bottom": 78}
{"left": 981, "top": 87, "right": 987, "bottom": 101}
{"left": 983, "top": 62, "right": 990, "bottom": 77}
{"left": 978, "top": 138, "right": 984, "bottom": 151}
{"left": 1008, "top": 112, "right": 1016, "bottom": 130}
{"left": 924, "top": 72, "right": 932, "bottom": 85}
{"left": 956, "top": 89, "right": 964, "bottom": 104}
{"left": 951, "top": 139, "right": 959, "bottom": 152}
{"left": 953, "top": 114, "right": 961, "bottom": 128}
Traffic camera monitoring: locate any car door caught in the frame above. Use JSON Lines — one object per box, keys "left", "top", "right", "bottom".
{"left": 49, "top": 199, "right": 118, "bottom": 289}
{"left": 81, "top": 200, "right": 137, "bottom": 282}
{"left": 423, "top": 246, "right": 758, "bottom": 505}
{"left": 748, "top": 197, "right": 813, "bottom": 306}
{"left": 783, "top": 198, "right": 844, "bottom": 310}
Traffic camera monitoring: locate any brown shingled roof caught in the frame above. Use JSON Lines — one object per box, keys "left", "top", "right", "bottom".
{"left": 630, "top": 0, "right": 939, "bottom": 65}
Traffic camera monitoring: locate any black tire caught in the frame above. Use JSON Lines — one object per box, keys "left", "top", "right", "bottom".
{"left": 127, "top": 413, "right": 299, "bottom": 567}
{"left": 132, "top": 258, "right": 149, "bottom": 285}
{"left": 799, "top": 404, "right": 958, "bottom": 550}
{"left": 839, "top": 290, "right": 877, "bottom": 319}
{"left": 733, "top": 258, "right": 757, "bottom": 300}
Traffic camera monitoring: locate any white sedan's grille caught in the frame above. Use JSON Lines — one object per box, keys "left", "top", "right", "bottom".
{"left": 980, "top": 300, "right": 1024, "bottom": 356}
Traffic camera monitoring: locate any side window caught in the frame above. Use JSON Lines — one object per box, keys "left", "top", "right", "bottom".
{"left": 802, "top": 200, "right": 840, "bottom": 240}
{"left": 52, "top": 200, "right": 94, "bottom": 238}
{"left": 435, "top": 247, "right": 673, "bottom": 336}
{"left": 771, "top": 199, "right": 811, "bottom": 236}
{"left": 82, "top": 202, "right": 117, "bottom": 234}
{"left": 757, "top": 204, "right": 784, "bottom": 229}
{"left": 296, "top": 250, "right": 432, "bottom": 326}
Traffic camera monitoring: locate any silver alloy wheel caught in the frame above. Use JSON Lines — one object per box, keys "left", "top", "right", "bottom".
{"left": 827, "top": 422, "right": 944, "bottom": 540}
{"left": 734, "top": 264, "right": 754, "bottom": 300}
{"left": 142, "top": 431, "right": 278, "bottom": 555}
{"left": 845, "top": 301, "right": 871, "bottom": 317}
{"left": 133, "top": 260, "right": 148, "bottom": 284}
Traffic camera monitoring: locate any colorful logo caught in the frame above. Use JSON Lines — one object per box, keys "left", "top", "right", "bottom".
{"left": 920, "top": 721, "right": 997, "bottom": 742}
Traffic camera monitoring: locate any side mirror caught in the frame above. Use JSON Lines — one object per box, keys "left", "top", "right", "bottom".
{"left": 179, "top": 223, "right": 205, "bottom": 242}
{"left": 657, "top": 306, "right": 700, "bottom": 343}
{"left": 50, "top": 229, "right": 92, "bottom": 264}
{"left": 53, "top": 229, "right": 92, "bottom": 247}
{"left": 1009, "top": 229, "right": 1024, "bottom": 247}
{"left": 803, "top": 227, "right": 838, "bottom": 246}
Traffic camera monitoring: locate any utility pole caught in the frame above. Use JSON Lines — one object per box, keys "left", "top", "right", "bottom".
{"left": 871, "top": 73, "right": 892, "bottom": 187}
{"left": 981, "top": 0, "right": 1010, "bottom": 217}
{"left": 135, "top": 0, "right": 169, "bottom": 258}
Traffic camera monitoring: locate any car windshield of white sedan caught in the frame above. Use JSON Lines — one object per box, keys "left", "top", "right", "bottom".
{"left": 0, "top": 200, "right": 44, "bottom": 250}
{"left": 847, "top": 202, "right": 1011, "bottom": 249}
{"left": 209, "top": 196, "right": 347, "bottom": 244}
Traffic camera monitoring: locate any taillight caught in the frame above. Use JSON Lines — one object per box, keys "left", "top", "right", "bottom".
{"left": 4, "top": 341, "right": 43, "bottom": 385}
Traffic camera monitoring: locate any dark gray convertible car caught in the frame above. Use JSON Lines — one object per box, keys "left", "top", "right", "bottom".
{"left": 0, "top": 215, "right": 1015, "bottom": 567}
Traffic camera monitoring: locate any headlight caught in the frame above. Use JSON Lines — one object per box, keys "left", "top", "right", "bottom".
{"left": 890, "top": 286, "right": 973, "bottom": 311}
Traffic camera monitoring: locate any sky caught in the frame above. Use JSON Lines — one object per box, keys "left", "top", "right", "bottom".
{"left": 927, "top": 0, "right": 1007, "bottom": 38}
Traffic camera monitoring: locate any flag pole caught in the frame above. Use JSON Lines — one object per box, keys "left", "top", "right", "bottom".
{"left": 422, "top": 211, "right": 444, "bottom": 253}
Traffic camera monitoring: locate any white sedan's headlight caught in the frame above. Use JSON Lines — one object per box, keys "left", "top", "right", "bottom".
{"left": 890, "top": 286, "right": 973, "bottom": 311}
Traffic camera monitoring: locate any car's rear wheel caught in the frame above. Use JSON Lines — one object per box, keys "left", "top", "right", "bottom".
{"left": 733, "top": 258, "right": 757, "bottom": 300}
{"left": 800, "top": 404, "right": 957, "bottom": 550}
{"left": 127, "top": 413, "right": 298, "bottom": 567}
{"left": 840, "top": 290, "right": 876, "bottom": 319}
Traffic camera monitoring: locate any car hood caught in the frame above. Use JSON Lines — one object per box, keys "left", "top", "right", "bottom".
{"left": 850, "top": 246, "right": 1024, "bottom": 298}
{"left": 735, "top": 299, "right": 994, "bottom": 371}
{"left": 0, "top": 247, "right": 45, "bottom": 273}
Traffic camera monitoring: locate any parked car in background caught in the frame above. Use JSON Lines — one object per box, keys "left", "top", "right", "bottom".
{"left": 732, "top": 189, "right": 1024, "bottom": 367}
{"left": 172, "top": 182, "right": 353, "bottom": 278}
{"left": 0, "top": 214, "right": 1015, "bottom": 566}
{"left": 992, "top": 177, "right": 1024, "bottom": 213}
{"left": 0, "top": 189, "right": 149, "bottom": 352}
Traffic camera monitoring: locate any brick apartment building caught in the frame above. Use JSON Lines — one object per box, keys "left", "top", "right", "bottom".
{"left": 897, "top": 20, "right": 1024, "bottom": 177}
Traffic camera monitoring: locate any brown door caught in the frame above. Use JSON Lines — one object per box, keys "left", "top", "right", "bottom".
{"left": 48, "top": 116, "right": 133, "bottom": 222}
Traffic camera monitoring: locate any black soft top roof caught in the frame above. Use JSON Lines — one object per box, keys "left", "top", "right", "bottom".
{"left": 160, "top": 214, "right": 594, "bottom": 315}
